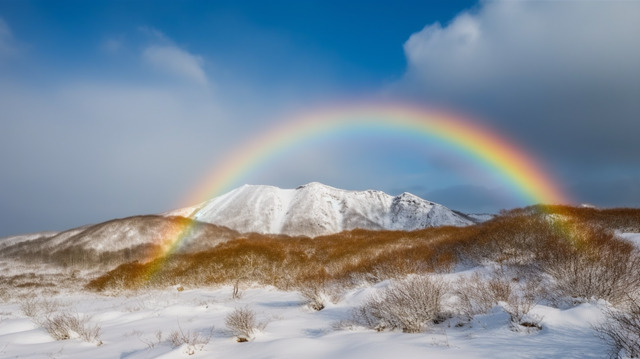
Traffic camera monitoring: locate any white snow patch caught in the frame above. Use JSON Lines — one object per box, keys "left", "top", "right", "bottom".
{"left": 618, "top": 232, "right": 640, "bottom": 248}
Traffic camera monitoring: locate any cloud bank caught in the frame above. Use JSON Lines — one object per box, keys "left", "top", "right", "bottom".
{"left": 397, "top": 0, "right": 640, "bottom": 204}
{"left": 403, "top": 1, "right": 640, "bottom": 99}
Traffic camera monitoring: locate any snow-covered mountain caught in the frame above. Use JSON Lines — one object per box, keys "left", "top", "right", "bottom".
{"left": 0, "top": 183, "right": 479, "bottom": 265}
{"left": 175, "top": 182, "right": 475, "bottom": 237}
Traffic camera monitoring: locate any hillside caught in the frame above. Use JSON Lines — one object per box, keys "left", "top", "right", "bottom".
{"left": 0, "top": 183, "right": 478, "bottom": 268}
{"left": 0, "top": 216, "right": 241, "bottom": 268}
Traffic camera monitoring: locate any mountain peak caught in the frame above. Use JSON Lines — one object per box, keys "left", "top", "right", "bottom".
{"left": 395, "top": 192, "right": 436, "bottom": 206}
{"left": 182, "top": 183, "right": 474, "bottom": 237}
{"left": 296, "top": 182, "right": 338, "bottom": 191}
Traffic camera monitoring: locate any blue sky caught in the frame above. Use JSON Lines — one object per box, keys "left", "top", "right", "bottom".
{"left": 1, "top": 1, "right": 639, "bottom": 236}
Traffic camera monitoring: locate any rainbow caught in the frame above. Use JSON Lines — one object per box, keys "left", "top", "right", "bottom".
{"left": 148, "top": 104, "right": 570, "bottom": 274}
{"left": 185, "top": 104, "right": 568, "bottom": 208}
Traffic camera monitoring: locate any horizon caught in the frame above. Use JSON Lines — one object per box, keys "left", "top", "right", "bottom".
{"left": 1, "top": 1, "right": 639, "bottom": 237}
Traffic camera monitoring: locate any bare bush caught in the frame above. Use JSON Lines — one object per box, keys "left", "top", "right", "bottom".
{"left": 544, "top": 233, "right": 640, "bottom": 305}
{"left": 297, "top": 275, "right": 330, "bottom": 311}
{"left": 231, "top": 280, "right": 242, "bottom": 300}
{"left": 43, "top": 312, "right": 101, "bottom": 344}
{"left": 169, "top": 324, "right": 213, "bottom": 355}
{"left": 225, "top": 307, "right": 258, "bottom": 341}
{"left": 595, "top": 296, "right": 640, "bottom": 358}
{"left": 19, "top": 296, "right": 42, "bottom": 318}
{"left": 19, "top": 296, "right": 60, "bottom": 321}
{"left": 455, "top": 273, "right": 513, "bottom": 319}
{"left": 18, "top": 297, "right": 103, "bottom": 342}
{"left": 299, "top": 285, "right": 326, "bottom": 311}
{"left": 355, "top": 275, "right": 446, "bottom": 333}
{"left": 140, "top": 330, "right": 164, "bottom": 349}
{"left": 503, "top": 294, "right": 541, "bottom": 331}
{"left": 455, "top": 272, "right": 541, "bottom": 331}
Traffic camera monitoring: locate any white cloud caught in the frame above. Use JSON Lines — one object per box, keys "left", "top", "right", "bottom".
{"left": 403, "top": 1, "right": 640, "bottom": 94}
{"left": 397, "top": 0, "right": 640, "bottom": 167}
{"left": 394, "top": 1, "right": 640, "bottom": 207}
{"left": 142, "top": 44, "right": 208, "bottom": 86}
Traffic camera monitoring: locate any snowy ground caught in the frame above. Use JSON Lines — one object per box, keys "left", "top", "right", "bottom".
{"left": 0, "top": 277, "right": 611, "bottom": 358}
{"left": 5, "top": 230, "right": 638, "bottom": 358}
{"left": 619, "top": 232, "right": 640, "bottom": 248}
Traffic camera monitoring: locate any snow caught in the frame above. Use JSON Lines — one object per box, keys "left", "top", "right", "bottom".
{"left": 467, "top": 213, "right": 495, "bottom": 223}
{"left": 189, "top": 182, "right": 473, "bottom": 237}
{"left": 163, "top": 205, "right": 201, "bottom": 218}
{"left": 0, "top": 231, "right": 59, "bottom": 248}
{"left": 0, "top": 280, "right": 612, "bottom": 358}
{"left": 618, "top": 232, "right": 640, "bottom": 248}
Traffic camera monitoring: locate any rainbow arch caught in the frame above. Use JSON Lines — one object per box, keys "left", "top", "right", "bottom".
{"left": 184, "top": 104, "right": 568, "bottom": 210}
{"left": 151, "top": 104, "right": 570, "bottom": 266}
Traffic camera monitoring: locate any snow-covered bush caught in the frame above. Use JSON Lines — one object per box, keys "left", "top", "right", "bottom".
{"left": 299, "top": 284, "right": 327, "bottom": 311}
{"left": 455, "top": 272, "right": 541, "bottom": 331}
{"left": 225, "top": 307, "right": 258, "bottom": 341}
{"left": 595, "top": 296, "right": 640, "bottom": 358}
{"left": 502, "top": 294, "right": 541, "bottom": 331}
{"left": 296, "top": 269, "right": 331, "bottom": 311}
{"left": 19, "top": 296, "right": 60, "bottom": 320}
{"left": 455, "top": 273, "right": 511, "bottom": 319}
{"left": 168, "top": 325, "right": 213, "bottom": 355}
{"left": 43, "top": 312, "right": 101, "bottom": 344}
{"left": 19, "top": 297, "right": 103, "bottom": 343}
{"left": 355, "top": 275, "right": 446, "bottom": 333}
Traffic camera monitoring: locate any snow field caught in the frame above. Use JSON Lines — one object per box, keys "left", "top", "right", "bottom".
{"left": 0, "top": 271, "right": 611, "bottom": 359}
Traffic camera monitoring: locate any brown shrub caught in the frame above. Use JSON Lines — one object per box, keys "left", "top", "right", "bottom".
{"left": 84, "top": 205, "right": 640, "bottom": 306}
{"left": 542, "top": 230, "right": 640, "bottom": 305}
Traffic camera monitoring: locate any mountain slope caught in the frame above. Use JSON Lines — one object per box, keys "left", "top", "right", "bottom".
{"left": 183, "top": 182, "right": 474, "bottom": 237}
{"left": 0, "top": 216, "right": 241, "bottom": 267}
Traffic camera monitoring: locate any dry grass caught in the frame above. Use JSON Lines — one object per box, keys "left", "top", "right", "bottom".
{"left": 82, "top": 206, "right": 640, "bottom": 308}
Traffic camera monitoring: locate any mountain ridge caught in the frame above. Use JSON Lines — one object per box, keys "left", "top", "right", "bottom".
{"left": 177, "top": 182, "right": 476, "bottom": 237}
{"left": 0, "top": 183, "right": 482, "bottom": 267}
